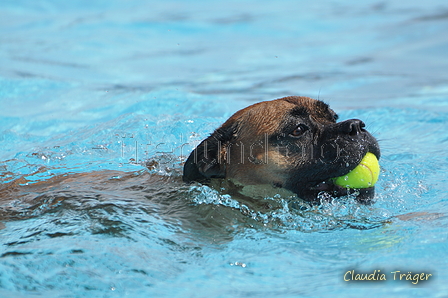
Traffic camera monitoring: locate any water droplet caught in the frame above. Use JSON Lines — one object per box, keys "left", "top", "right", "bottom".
{"left": 230, "top": 262, "right": 247, "bottom": 268}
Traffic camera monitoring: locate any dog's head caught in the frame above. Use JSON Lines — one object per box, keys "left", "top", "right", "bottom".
{"left": 183, "top": 96, "right": 380, "bottom": 203}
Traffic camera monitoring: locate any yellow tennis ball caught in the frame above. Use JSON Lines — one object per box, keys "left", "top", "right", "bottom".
{"left": 334, "top": 152, "right": 380, "bottom": 189}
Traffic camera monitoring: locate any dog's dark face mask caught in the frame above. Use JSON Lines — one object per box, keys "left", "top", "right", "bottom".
{"left": 183, "top": 96, "right": 380, "bottom": 203}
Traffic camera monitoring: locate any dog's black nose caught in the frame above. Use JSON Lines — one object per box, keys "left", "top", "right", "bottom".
{"left": 339, "top": 119, "right": 366, "bottom": 136}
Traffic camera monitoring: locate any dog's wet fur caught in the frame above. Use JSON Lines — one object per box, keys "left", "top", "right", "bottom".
{"left": 183, "top": 96, "right": 380, "bottom": 203}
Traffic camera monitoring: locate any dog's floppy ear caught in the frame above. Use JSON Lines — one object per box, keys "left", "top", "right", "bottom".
{"left": 183, "top": 122, "right": 237, "bottom": 183}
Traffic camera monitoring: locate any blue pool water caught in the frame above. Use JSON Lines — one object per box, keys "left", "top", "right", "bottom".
{"left": 1, "top": 0, "right": 448, "bottom": 297}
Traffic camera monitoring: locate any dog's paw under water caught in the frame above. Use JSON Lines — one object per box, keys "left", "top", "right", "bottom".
{"left": 187, "top": 185, "right": 392, "bottom": 232}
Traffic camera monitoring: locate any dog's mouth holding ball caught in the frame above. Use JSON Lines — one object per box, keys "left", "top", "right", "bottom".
{"left": 306, "top": 151, "right": 381, "bottom": 203}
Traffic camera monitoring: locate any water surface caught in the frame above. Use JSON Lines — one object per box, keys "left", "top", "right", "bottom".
{"left": 1, "top": 0, "right": 448, "bottom": 297}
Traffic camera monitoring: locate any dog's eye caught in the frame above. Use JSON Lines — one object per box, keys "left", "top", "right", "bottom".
{"left": 290, "top": 124, "right": 308, "bottom": 137}
{"left": 333, "top": 114, "right": 339, "bottom": 122}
